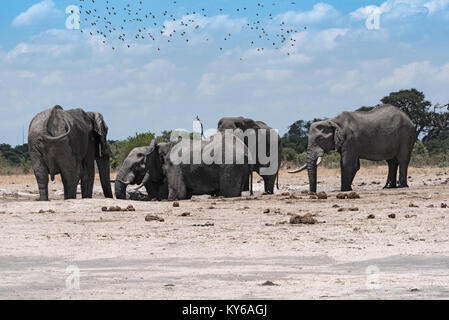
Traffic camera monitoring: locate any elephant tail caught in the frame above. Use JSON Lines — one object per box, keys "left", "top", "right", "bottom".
{"left": 250, "top": 169, "right": 253, "bottom": 196}
{"left": 43, "top": 107, "right": 71, "bottom": 142}
{"left": 276, "top": 171, "right": 279, "bottom": 190}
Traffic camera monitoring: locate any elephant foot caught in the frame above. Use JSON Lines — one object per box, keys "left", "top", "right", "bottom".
{"left": 383, "top": 182, "right": 397, "bottom": 189}
{"left": 341, "top": 187, "right": 352, "bottom": 192}
{"left": 398, "top": 184, "right": 409, "bottom": 188}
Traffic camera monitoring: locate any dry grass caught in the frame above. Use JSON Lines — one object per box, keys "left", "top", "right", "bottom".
{"left": 280, "top": 166, "right": 449, "bottom": 177}
{"left": 0, "top": 173, "right": 119, "bottom": 185}
{"left": 2, "top": 167, "right": 447, "bottom": 185}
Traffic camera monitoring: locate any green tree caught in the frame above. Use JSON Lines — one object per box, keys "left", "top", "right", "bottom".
{"left": 356, "top": 106, "right": 375, "bottom": 112}
{"left": 281, "top": 118, "right": 325, "bottom": 153}
{"left": 381, "top": 88, "right": 432, "bottom": 136}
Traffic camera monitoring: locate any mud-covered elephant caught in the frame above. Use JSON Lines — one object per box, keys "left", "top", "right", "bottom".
{"left": 289, "top": 105, "right": 416, "bottom": 192}
{"left": 217, "top": 117, "right": 282, "bottom": 194}
{"left": 115, "top": 133, "right": 253, "bottom": 201}
{"left": 28, "top": 105, "right": 113, "bottom": 200}
{"left": 114, "top": 146, "right": 168, "bottom": 200}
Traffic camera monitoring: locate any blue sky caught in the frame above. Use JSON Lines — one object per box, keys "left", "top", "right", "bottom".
{"left": 1, "top": 0, "right": 449, "bottom": 145}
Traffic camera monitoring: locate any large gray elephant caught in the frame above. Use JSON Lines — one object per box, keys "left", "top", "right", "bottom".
{"left": 28, "top": 105, "right": 113, "bottom": 200}
{"left": 114, "top": 146, "right": 168, "bottom": 200}
{"left": 289, "top": 105, "right": 416, "bottom": 192}
{"left": 217, "top": 117, "right": 282, "bottom": 194}
{"left": 115, "top": 133, "right": 253, "bottom": 201}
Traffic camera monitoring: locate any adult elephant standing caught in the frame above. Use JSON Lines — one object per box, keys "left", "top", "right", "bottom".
{"left": 289, "top": 105, "right": 416, "bottom": 192}
{"left": 217, "top": 117, "right": 282, "bottom": 194}
{"left": 28, "top": 105, "right": 113, "bottom": 200}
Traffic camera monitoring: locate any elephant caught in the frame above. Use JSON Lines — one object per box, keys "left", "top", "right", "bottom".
{"left": 28, "top": 105, "right": 113, "bottom": 200}
{"left": 114, "top": 146, "right": 168, "bottom": 200}
{"left": 217, "top": 117, "right": 282, "bottom": 194}
{"left": 116, "top": 133, "right": 253, "bottom": 201}
{"left": 289, "top": 105, "right": 416, "bottom": 192}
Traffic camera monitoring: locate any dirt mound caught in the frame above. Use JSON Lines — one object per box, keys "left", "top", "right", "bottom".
{"left": 336, "top": 192, "right": 360, "bottom": 199}
{"left": 290, "top": 213, "right": 317, "bottom": 225}
{"left": 102, "top": 205, "right": 135, "bottom": 212}
{"left": 145, "top": 214, "right": 165, "bottom": 222}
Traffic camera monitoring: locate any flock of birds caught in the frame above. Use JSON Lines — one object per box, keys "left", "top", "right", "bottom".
{"left": 76, "top": 0, "right": 307, "bottom": 58}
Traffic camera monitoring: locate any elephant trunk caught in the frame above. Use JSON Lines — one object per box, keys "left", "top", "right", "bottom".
{"left": 114, "top": 166, "right": 133, "bottom": 200}
{"left": 307, "top": 148, "right": 324, "bottom": 193}
{"left": 114, "top": 178, "right": 128, "bottom": 200}
{"left": 97, "top": 156, "right": 113, "bottom": 198}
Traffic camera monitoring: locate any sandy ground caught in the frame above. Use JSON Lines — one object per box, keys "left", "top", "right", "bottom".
{"left": 1, "top": 167, "right": 449, "bottom": 300}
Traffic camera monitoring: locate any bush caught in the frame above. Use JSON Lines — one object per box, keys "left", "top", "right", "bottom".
{"left": 282, "top": 147, "right": 298, "bottom": 163}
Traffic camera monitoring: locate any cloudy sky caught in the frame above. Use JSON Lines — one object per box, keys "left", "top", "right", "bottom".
{"left": 1, "top": 0, "right": 449, "bottom": 145}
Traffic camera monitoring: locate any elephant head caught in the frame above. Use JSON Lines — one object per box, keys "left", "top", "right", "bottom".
{"left": 114, "top": 145, "right": 152, "bottom": 199}
{"left": 88, "top": 112, "right": 111, "bottom": 158}
{"left": 289, "top": 119, "right": 345, "bottom": 192}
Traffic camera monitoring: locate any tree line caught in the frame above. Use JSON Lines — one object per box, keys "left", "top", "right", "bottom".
{"left": 1, "top": 88, "right": 449, "bottom": 175}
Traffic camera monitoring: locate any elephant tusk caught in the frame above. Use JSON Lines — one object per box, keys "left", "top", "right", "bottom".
{"left": 288, "top": 164, "right": 307, "bottom": 174}
{"left": 134, "top": 184, "right": 145, "bottom": 191}
{"left": 316, "top": 156, "right": 323, "bottom": 166}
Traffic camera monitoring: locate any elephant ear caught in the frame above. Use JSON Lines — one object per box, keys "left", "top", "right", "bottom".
{"left": 146, "top": 140, "right": 164, "bottom": 183}
{"left": 88, "top": 112, "right": 111, "bottom": 158}
{"left": 330, "top": 121, "right": 345, "bottom": 151}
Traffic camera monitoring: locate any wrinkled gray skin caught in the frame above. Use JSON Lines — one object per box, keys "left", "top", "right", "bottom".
{"left": 28, "top": 105, "right": 113, "bottom": 200}
{"left": 290, "top": 105, "right": 416, "bottom": 192}
{"left": 115, "top": 146, "right": 168, "bottom": 200}
{"left": 217, "top": 117, "right": 282, "bottom": 194}
{"left": 116, "top": 134, "right": 253, "bottom": 201}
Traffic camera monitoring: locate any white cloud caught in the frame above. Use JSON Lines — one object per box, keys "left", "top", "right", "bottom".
{"left": 351, "top": 0, "right": 449, "bottom": 21}
{"left": 12, "top": 0, "right": 61, "bottom": 27}
{"left": 424, "top": 0, "right": 449, "bottom": 14}
{"left": 285, "top": 28, "right": 348, "bottom": 53}
{"left": 277, "top": 3, "right": 340, "bottom": 24}
{"left": 162, "top": 14, "right": 247, "bottom": 36}
{"left": 377, "top": 61, "right": 449, "bottom": 87}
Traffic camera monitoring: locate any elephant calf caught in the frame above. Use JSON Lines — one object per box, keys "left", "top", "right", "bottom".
{"left": 28, "top": 105, "right": 113, "bottom": 200}
{"left": 289, "top": 104, "right": 416, "bottom": 192}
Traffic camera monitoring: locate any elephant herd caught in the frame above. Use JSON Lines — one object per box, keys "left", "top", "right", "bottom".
{"left": 28, "top": 104, "right": 416, "bottom": 201}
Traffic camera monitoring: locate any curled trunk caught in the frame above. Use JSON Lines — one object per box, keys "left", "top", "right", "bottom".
{"left": 307, "top": 153, "right": 318, "bottom": 193}
{"left": 114, "top": 167, "right": 132, "bottom": 200}
{"left": 114, "top": 179, "right": 128, "bottom": 200}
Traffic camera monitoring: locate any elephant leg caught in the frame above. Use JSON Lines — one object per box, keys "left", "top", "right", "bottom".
{"left": 61, "top": 162, "right": 80, "bottom": 200}
{"left": 80, "top": 159, "right": 95, "bottom": 198}
{"left": 31, "top": 157, "right": 49, "bottom": 201}
{"left": 340, "top": 156, "right": 359, "bottom": 192}
{"left": 262, "top": 174, "right": 276, "bottom": 194}
{"left": 384, "top": 159, "right": 398, "bottom": 189}
{"left": 167, "top": 167, "right": 187, "bottom": 201}
{"left": 219, "top": 172, "right": 241, "bottom": 198}
{"left": 398, "top": 161, "right": 410, "bottom": 188}
{"left": 397, "top": 146, "right": 412, "bottom": 188}
{"left": 243, "top": 175, "right": 250, "bottom": 192}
